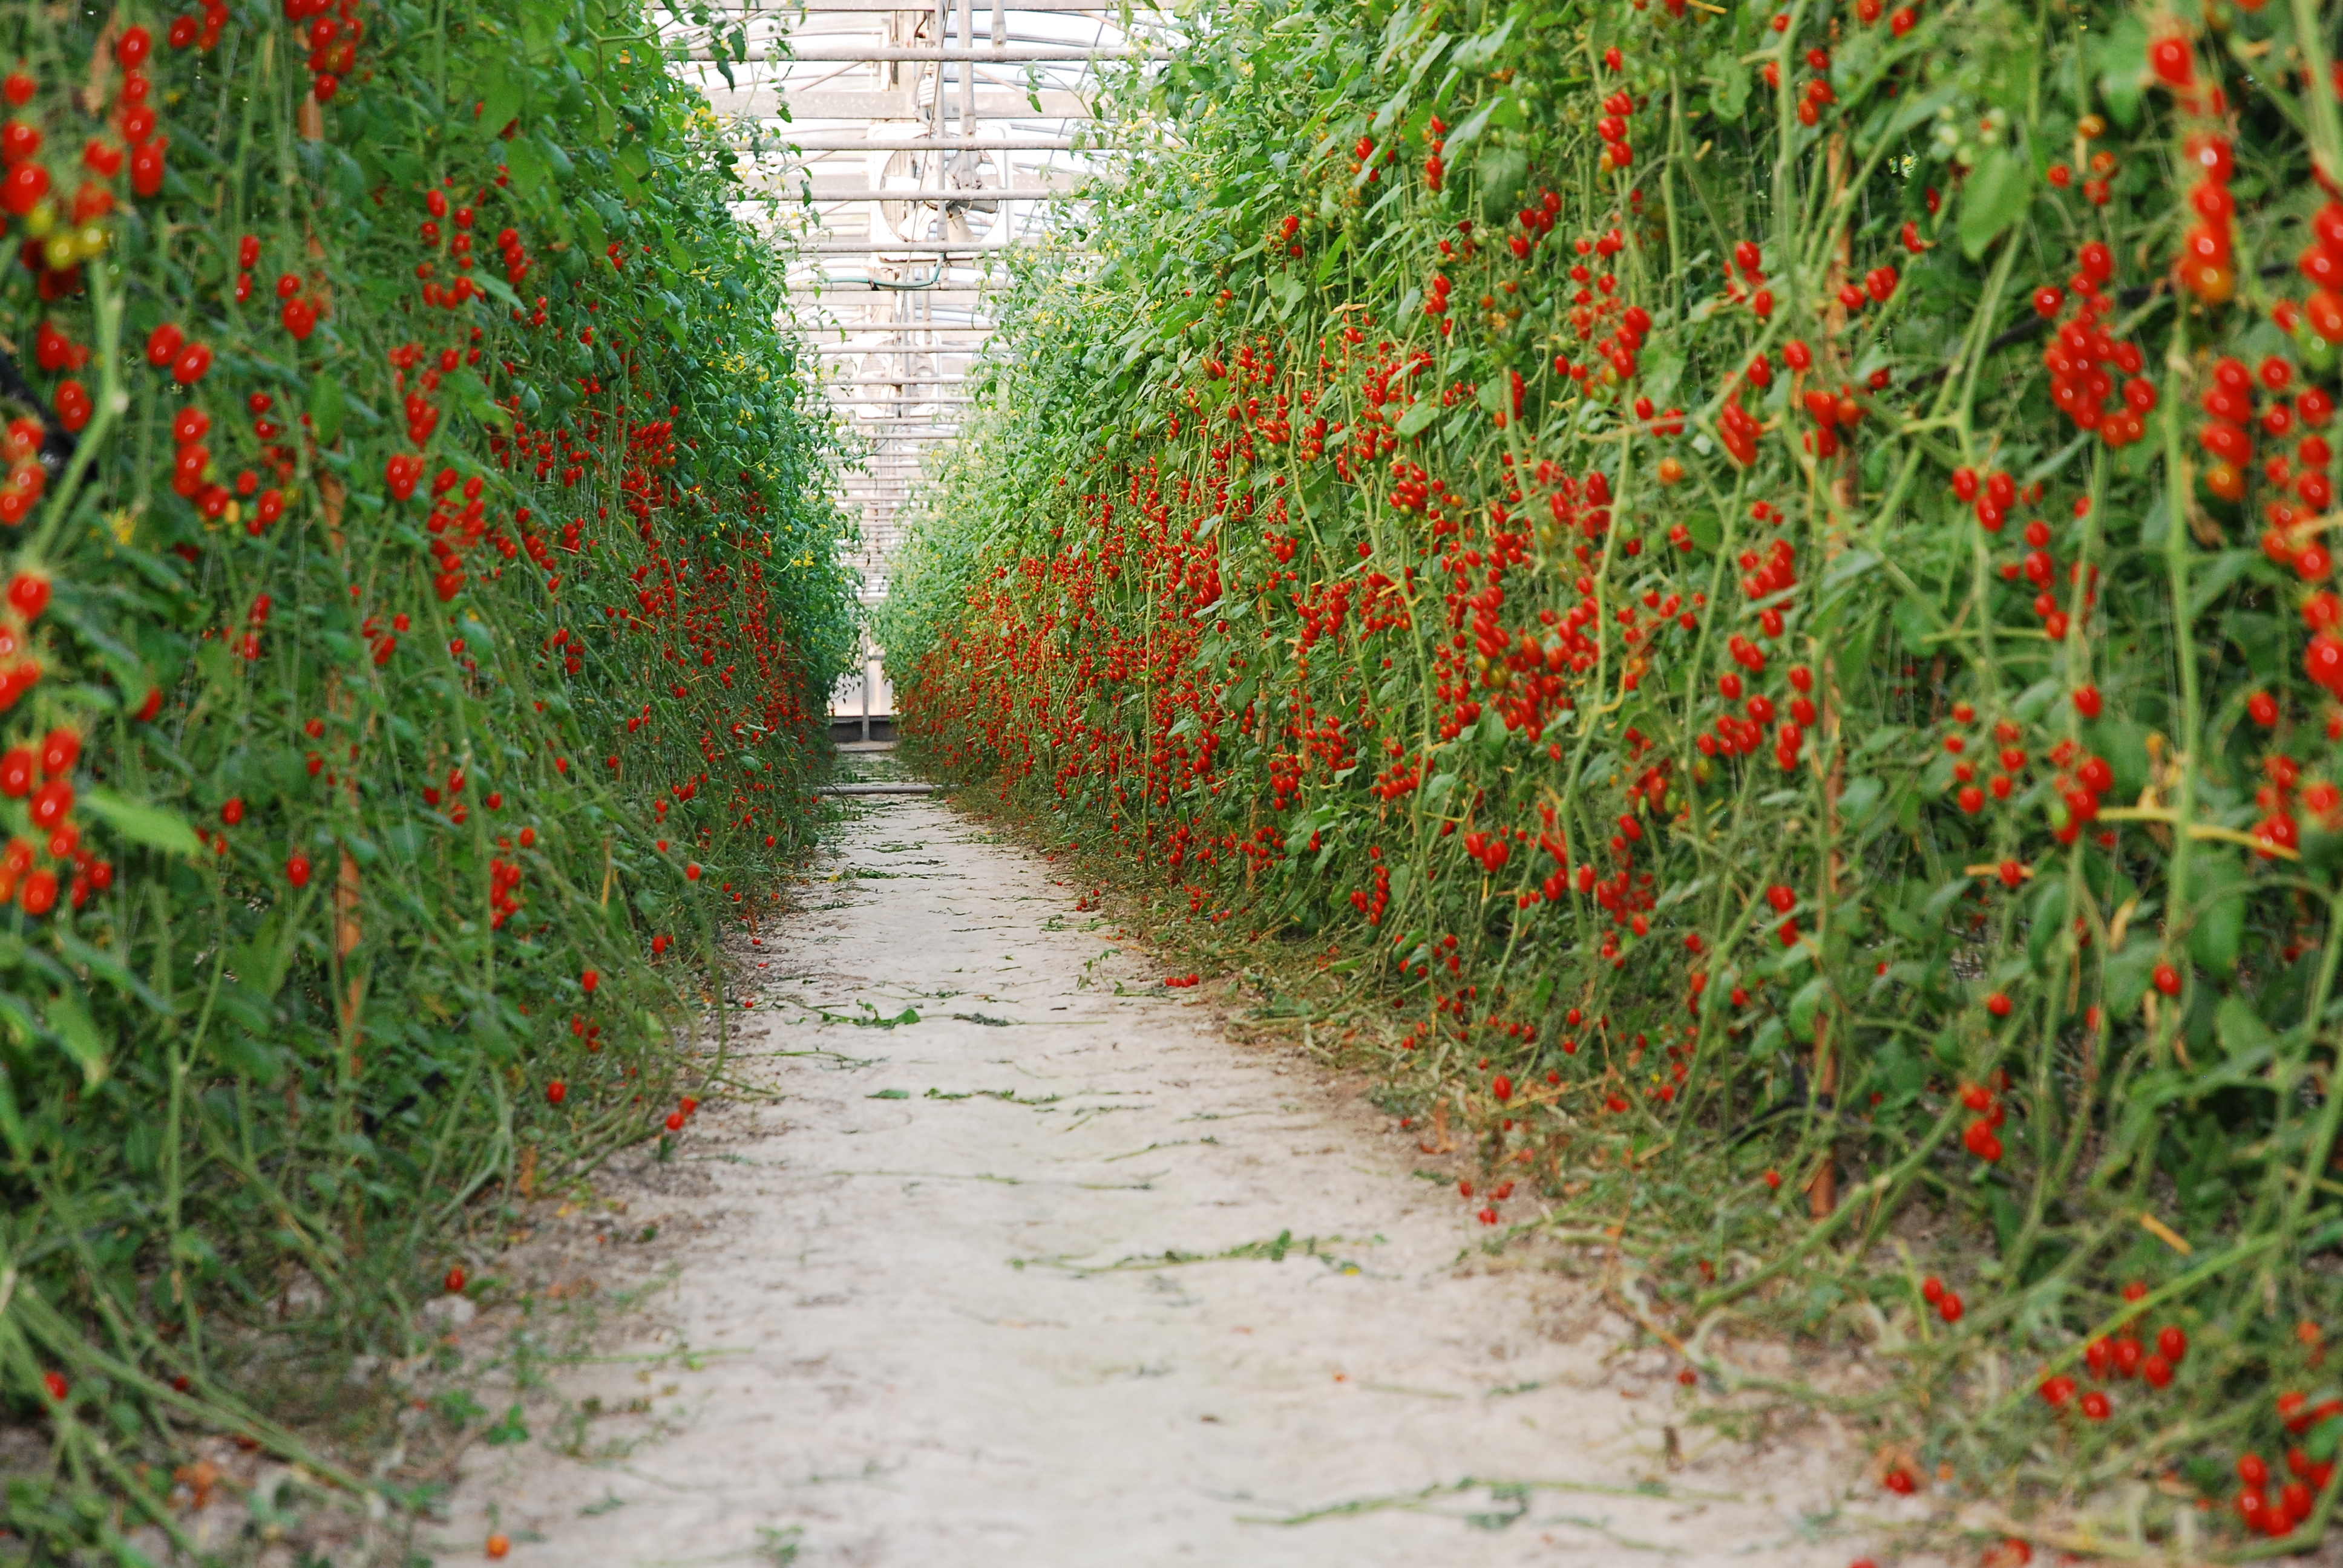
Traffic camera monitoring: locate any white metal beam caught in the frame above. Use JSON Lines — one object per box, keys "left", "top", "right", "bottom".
{"left": 729, "top": 89, "right": 1096, "bottom": 119}
{"left": 701, "top": 44, "right": 1162, "bottom": 60}
{"left": 784, "top": 188, "right": 1086, "bottom": 202}
{"left": 784, "top": 0, "right": 1165, "bottom": 10}
{"left": 807, "top": 237, "right": 1052, "bottom": 252}
{"left": 788, "top": 288, "right": 999, "bottom": 302}
{"left": 741, "top": 134, "right": 1092, "bottom": 150}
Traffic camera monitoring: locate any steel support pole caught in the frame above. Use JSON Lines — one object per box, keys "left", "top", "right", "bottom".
{"left": 958, "top": 0, "right": 975, "bottom": 137}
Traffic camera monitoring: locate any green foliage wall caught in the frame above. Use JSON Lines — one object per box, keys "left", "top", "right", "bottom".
{"left": 0, "top": 0, "right": 854, "bottom": 1551}
{"left": 887, "top": 0, "right": 2343, "bottom": 1536}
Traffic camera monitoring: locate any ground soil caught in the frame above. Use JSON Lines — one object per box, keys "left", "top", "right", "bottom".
{"left": 433, "top": 774, "right": 1879, "bottom": 1567}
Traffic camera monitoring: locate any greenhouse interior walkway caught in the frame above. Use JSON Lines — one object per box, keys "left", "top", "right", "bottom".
{"left": 437, "top": 764, "right": 1866, "bottom": 1566}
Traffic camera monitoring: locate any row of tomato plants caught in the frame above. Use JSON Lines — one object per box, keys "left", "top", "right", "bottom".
{"left": 885, "top": 0, "right": 2343, "bottom": 1548}
{"left": 0, "top": 0, "right": 856, "bottom": 1554}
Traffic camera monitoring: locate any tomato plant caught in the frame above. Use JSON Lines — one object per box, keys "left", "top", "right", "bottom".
{"left": 0, "top": 0, "right": 851, "bottom": 1551}
{"left": 887, "top": 0, "right": 2343, "bottom": 1542}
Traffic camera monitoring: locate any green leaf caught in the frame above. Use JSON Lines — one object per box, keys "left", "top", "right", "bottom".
{"left": 54, "top": 932, "right": 177, "bottom": 1018}
{"left": 1476, "top": 704, "right": 1507, "bottom": 756}
{"left": 1313, "top": 231, "right": 1348, "bottom": 283}
{"left": 307, "top": 373, "right": 347, "bottom": 445}
{"left": 1372, "top": 32, "right": 1451, "bottom": 133}
{"left": 46, "top": 598, "right": 152, "bottom": 699}
{"left": 2187, "top": 549, "right": 2259, "bottom": 618}
{"left": 2028, "top": 878, "right": 2069, "bottom": 972}
{"left": 2214, "top": 995, "right": 2276, "bottom": 1060}
{"left": 2093, "top": 15, "right": 2149, "bottom": 128}
{"left": 45, "top": 990, "right": 107, "bottom": 1086}
{"left": 1892, "top": 595, "right": 1936, "bottom": 653}
{"left": 2103, "top": 940, "right": 2160, "bottom": 1017}
{"left": 519, "top": 0, "right": 560, "bottom": 53}
{"left": 1705, "top": 51, "right": 1750, "bottom": 122}
{"left": 575, "top": 200, "right": 609, "bottom": 264}
{"left": 2188, "top": 853, "right": 2248, "bottom": 978}
{"left": 0, "top": 1063, "right": 30, "bottom": 1163}
{"left": 1837, "top": 776, "right": 1883, "bottom": 829}
{"left": 480, "top": 68, "right": 524, "bottom": 137}
{"left": 1473, "top": 145, "right": 1527, "bottom": 217}
{"left": 2013, "top": 679, "right": 2062, "bottom": 722}
{"left": 1449, "top": 16, "right": 1515, "bottom": 71}
{"left": 483, "top": 1404, "right": 531, "bottom": 1445}
{"left": 1285, "top": 803, "right": 1333, "bottom": 855}
{"left": 450, "top": 369, "right": 512, "bottom": 431}
{"left": 228, "top": 909, "right": 295, "bottom": 1001}
{"left": 2087, "top": 719, "right": 2152, "bottom": 800}
{"left": 1443, "top": 97, "right": 1496, "bottom": 155}
{"left": 474, "top": 273, "right": 524, "bottom": 313}
{"left": 80, "top": 789, "right": 203, "bottom": 857}
{"left": 504, "top": 134, "right": 547, "bottom": 197}
{"left": 1788, "top": 975, "right": 1827, "bottom": 1041}
{"left": 1924, "top": 875, "right": 1970, "bottom": 923}
{"left": 1957, "top": 149, "right": 2031, "bottom": 260}
{"left": 1396, "top": 397, "right": 1442, "bottom": 437}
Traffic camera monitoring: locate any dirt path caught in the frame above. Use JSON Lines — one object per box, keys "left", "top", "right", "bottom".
{"left": 438, "top": 784, "right": 1864, "bottom": 1566}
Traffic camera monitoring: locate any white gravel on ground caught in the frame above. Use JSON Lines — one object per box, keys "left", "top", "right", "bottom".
{"left": 436, "top": 791, "right": 1870, "bottom": 1567}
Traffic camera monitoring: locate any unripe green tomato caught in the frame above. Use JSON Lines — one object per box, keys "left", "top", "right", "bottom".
{"left": 2302, "top": 327, "right": 2339, "bottom": 376}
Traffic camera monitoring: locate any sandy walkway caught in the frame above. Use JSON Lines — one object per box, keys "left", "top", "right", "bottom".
{"left": 437, "top": 786, "right": 1862, "bottom": 1566}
